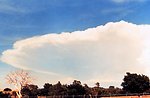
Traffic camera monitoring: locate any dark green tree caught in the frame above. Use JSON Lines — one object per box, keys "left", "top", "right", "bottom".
{"left": 38, "top": 83, "right": 52, "bottom": 96}
{"left": 83, "top": 84, "right": 91, "bottom": 95}
{"left": 0, "top": 91, "right": 9, "bottom": 98}
{"left": 21, "top": 84, "right": 38, "bottom": 96}
{"left": 91, "top": 82, "right": 103, "bottom": 96}
{"left": 3, "top": 88, "right": 12, "bottom": 92}
{"left": 21, "top": 86, "right": 31, "bottom": 96}
{"left": 121, "top": 72, "right": 150, "bottom": 93}
{"left": 67, "top": 80, "right": 86, "bottom": 95}
{"left": 49, "top": 81, "right": 68, "bottom": 95}
{"left": 28, "top": 84, "right": 38, "bottom": 96}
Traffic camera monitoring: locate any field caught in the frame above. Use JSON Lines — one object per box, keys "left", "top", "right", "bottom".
{"left": 102, "top": 95, "right": 150, "bottom": 98}
{"left": 37, "top": 95, "right": 150, "bottom": 98}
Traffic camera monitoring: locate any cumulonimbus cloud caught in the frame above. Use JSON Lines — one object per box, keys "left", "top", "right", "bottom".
{"left": 1, "top": 21, "right": 150, "bottom": 86}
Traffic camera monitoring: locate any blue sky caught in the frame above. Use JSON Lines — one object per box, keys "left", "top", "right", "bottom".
{"left": 1, "top": 0, "right": 150, "bottom": 89}
{"left": 0, "top": 0, "right": 150, "bottom": 51}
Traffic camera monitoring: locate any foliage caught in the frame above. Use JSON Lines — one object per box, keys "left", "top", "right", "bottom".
{"left": 21, "top": 84, "right": 38, "bottom": 96}
{"left": 0, "top": 91, "right": 9, "bottom": 98}
{"left": 52, "top": 82, "right": 67, "bottom": 95}
{"left": 3, "top": 88, "right": 12, "bottom": 91}
{"left": 67, "top": 80, "right": 86, "bottom": 95}
{"left": 121, "top": 72, "right": 150, "bottom": 93}
{"left": 2, "top": 72, "right": 150, "bottom": 97}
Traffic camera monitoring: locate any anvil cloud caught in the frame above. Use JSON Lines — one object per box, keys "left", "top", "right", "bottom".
{"left": 1, "top": 21, "right": 150, "bottom": 86}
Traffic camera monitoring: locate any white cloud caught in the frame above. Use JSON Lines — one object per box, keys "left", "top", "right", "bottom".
{"left": 1, "top": 21, "right": 150, "bottom": 87}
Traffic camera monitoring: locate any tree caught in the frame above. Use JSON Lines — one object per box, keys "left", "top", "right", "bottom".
{"left": 83, "top": 84, "right": 91, "bottom": 95}
{"left": 21, "top": 84, "right": 38, "bottom": 96}
{"left": 91, "top": 82, "right": 102, "bottom": 96}
{"left": 121, "top": 72, "right": 150, "bottom": 93}
{"left": 67, "top": 80, "right": 86, "bottom": 95}
{"left": 95, "top": 82, "right": 100, "bottom": 88}
{"left": 42, "top": 83, "right": 52, "bottom": 96}
{"left": 0, "top": 91, "right": 9, "bottom": 98}
{"left": 51, "top": 81, "right": 68, "bottom": 95}
{"left": 3, "top": 88, "right": 12, "bottom": 91}
{"left": 21, "top": 86, "right": 31, "bottom": 96}
{"left": 5, "top": 70, "right": 33, "bottom": 98}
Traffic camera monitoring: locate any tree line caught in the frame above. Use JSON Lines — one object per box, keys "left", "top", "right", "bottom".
{"left": 0, "top": 80, "right": 123, "bottom": 97}
{"left": 1, "top": 70, "right": 150, "bottom": 98}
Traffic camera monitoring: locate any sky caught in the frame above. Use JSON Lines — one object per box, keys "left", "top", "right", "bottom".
{"left": 1, "top": 0, "right": 150, "bottom": 89}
